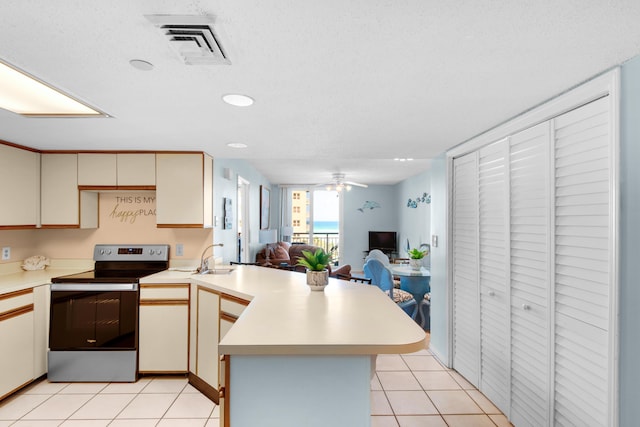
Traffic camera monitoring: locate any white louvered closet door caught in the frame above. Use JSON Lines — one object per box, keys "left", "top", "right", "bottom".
{"left": 452, "top": 151, "right": 480, "bottom": 386}
{"left": 478, "top": 140, "right": 510, "bottom": 413}
{"left": 552, "top": 96, "right": 613, "bottom": 427}
{"left": 509, "top": 122, "right": 551, "bottom": 427}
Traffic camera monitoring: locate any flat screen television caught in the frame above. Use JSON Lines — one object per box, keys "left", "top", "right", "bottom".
{"left": 368, "top": 231, "right": 397, "bottom": 253}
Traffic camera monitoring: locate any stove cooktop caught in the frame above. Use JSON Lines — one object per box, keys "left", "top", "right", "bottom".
{"left": 51, "top": 244, "right": 170, "bottom": 284}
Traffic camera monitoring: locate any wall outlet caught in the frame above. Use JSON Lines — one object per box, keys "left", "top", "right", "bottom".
{"left": 2, "top": 247, "right": 10, "bottom": 260}
{"left": 176, "top": 244, "right": 184, "bottom": 257}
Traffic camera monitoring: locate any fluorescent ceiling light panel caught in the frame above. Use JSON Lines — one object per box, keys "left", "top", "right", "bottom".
{"left": 0, "top": 60, "right": 104, "bottom": 117}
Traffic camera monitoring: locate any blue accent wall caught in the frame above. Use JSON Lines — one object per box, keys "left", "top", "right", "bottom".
{"left": 619, "top": 55, "right": 640, "bottom": 426}
{"left": 428, "top": 153, "right": 448, "bottom": 363}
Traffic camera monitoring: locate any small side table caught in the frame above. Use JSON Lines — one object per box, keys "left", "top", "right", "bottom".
{"left": 387, "top": 265, "right": 431, "bottom": 328}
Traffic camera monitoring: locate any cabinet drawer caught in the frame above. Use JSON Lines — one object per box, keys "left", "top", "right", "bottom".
{"left": 0, "top": 289, "right": 34, "bottom": 316}
{"left": 140, "top": 284, "right": 189, "bottom": 301}
{"left": 220, "top": 294, "right": 249, "bottom": 317}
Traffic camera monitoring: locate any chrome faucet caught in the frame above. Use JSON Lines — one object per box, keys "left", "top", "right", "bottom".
{"left": 197, "top": 243, "right": 224, "bottom": 274}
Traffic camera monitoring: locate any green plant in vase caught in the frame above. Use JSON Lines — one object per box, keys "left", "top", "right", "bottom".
{"left": 297, "top": 249, "right": 331, "bottom": 290}
{"left": 407, "top": 247, "right": 428, "bottom": 270}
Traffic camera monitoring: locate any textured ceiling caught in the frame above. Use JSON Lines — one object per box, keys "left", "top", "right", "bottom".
{"left": 1, "top": 1, "right": 640, "bottom": 185}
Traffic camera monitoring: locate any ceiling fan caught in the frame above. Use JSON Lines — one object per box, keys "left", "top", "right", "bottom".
{"left": 317, "top": 173, "right": 368, "bottom": 192}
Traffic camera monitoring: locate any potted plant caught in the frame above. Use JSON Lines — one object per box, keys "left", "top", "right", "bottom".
{"left": 407, "top": 247, "right": 428, "bottom": 271}
{"left": 297, "top": 248, "right": 331, "bottom": 290}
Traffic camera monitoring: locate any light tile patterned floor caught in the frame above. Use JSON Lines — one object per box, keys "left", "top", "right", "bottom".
{"left": 371, "top": 347, "right": 512, "bottom": 427}
{"left": 0, "top": 346, "right": 512, "bottom": 426}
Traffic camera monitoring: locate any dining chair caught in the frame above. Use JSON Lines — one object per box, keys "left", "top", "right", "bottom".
{"left": 364, "top": 249, "right": 390, "bottom": 266}
{"left": 363, "top": 259, "right": 416, "bottom": 314}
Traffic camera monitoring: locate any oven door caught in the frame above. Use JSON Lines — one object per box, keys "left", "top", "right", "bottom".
{"left": 49, "top": 283, "right": 139, "bottom": 350}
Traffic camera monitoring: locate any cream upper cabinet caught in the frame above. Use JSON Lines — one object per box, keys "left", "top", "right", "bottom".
{"left": 117, "top": 153, "right": 155, "bottom": 186}
{"left": 41, "top": 153, "right": 79, "bottom": 227}
{"left": 77, "top": 153, "right": 117, "bottom": 186}
{"left": 0, "top": 144, "right": 40, "bottom": 227}
{"left": 77, "top": 153, "right": 156, "bottom": 186}
{"left": 156, "top": 153, "right": 213, "bottom": 227}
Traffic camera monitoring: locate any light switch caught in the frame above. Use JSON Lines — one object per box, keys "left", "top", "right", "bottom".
{"left": 431, "top": 235, "right": 438, "bottom": 248}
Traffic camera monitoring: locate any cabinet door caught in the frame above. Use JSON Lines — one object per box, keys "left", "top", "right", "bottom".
{"left": 0, "top": 144, "right": 40, "bottom": 227}
{"left": 117, "top": 153, "right": 156, "bottom": 186}
{"left": 33, "top": 285, "right": 50, "bottom": 378}
{"left": 139, "top": 284, "right": 189, "bottom": 373}
{"left": 156, "top": 153, "right": 213, "bottom": 227}
{"left": 41, "top": 154, "right": 79, "bottom": 227}
{"left": 451, "top": 151, "right": 480, "bottom": 386}
{"left": 78, "top": 153, "right": 117, "bottom": 186}
{"left": 509, "top": 122, "right": 551, "bottom": 427}
{"left": 195, "top": 287, "right": 220, "bottom": 386}
{"left": 552, "top": 97, "right": 613, "bottom": 426}
{"left": 0, "top": 290, "right": 35, "bottom": 400}
{"left": 478, "top": 140, "right": 510, "bottom": 413}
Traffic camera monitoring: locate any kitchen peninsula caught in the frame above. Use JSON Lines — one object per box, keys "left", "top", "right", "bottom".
{"left": 1, "top": 263, "right": 426, "bottom": 426}
{"left": 145, "top": 265, "right": 427, "bottom": 427}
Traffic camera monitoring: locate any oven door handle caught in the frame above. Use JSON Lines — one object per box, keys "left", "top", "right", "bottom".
{"left": 50, "top": 283, "right": 139, "bottom": 291}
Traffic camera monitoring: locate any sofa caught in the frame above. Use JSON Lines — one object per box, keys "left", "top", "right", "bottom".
{"left": 256, "top": 241, "right": 351, "bottom": 278}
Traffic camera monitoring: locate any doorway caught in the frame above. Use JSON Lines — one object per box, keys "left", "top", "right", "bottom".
{"left": 237, "top": 176, "right": 251, "bottom": 263}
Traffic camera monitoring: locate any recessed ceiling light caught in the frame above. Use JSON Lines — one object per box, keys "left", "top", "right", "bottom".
{"left": 227, "top": 142, "right": 248, "bottom": 149}
{"left": 0, "top": 59, "right": 104, "bottom": 117}
{"left": 222, "top": 94, "right": 254, "bottom": 107}
{"left": 129, "top": 59, "right": 154, "bottom": 71}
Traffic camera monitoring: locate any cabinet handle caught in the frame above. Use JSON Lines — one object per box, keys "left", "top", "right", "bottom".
{"left": 522, "top": 304, "right": 531, "bottom": 311}
{"left": 488, "top": 291, "right": 495, "bottom": 296}
{"left": 87, "top": 339, "right": 97, "bottom": 343}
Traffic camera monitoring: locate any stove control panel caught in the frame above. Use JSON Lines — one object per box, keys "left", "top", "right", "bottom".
{"left": 94, "top": 244, "right": 170, "bottom": 262}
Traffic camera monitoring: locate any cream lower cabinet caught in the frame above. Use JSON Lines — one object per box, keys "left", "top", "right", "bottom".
{"left": 190, "top": 286, "right": 220, "bottom": 392}
{"left": 139, "top": 284, "right": 189, "bottom": 373}
{"left": 0, "top": 289, "right": 35, "bottom": 400}
{"left": 33, "top": 285, "right": 50, "bottom": 378}
{"left": 189, "top": 286, "right": 249, "bottom": 405}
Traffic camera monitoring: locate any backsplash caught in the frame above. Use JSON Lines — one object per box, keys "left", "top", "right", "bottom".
{"left": 0, "top": 192, "right": 213, "bottom": 263}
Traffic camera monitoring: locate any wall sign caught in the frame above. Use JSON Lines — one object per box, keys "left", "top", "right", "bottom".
{"left": 107, "top": 194, "right": 156, "bottom": 224}
{"left": 407, "top": 192, "right": 431, "bottom": 208}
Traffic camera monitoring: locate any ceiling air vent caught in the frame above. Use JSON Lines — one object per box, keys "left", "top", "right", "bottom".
{"left": 145, "top": 15, "right": 230, "bottom": 65}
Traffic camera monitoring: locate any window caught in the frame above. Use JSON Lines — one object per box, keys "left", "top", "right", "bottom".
{"left": 287, "top": 188, "right": 340, "bottom": 261}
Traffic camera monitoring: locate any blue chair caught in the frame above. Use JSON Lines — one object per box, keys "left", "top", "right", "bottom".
{"left": 363, "top": 258, "right": 416, "bottom": 315}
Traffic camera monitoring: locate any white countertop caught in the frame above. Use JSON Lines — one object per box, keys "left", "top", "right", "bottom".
{"left": 145, "top": 266, "right": 427, "bottom": 356}
{"left": 2, "top": 263, "right": 426, "bottom": 357}
{"left": 0, "top": 260, "right": 93, "bottom": 295}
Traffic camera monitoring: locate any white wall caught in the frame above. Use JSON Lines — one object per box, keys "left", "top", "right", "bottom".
{"left": 212, "top": 159, "right": 274, "bottom": 264}
{"left": 619, "top": 55, "right": 640, "bottom": 427}
{"left": 396, "top": 170, "right": 431, "bottom": 266}
{"left": 427, "top": 153, "right": 448, "bottom": 364}
{"left": 341, "top": 185, "right": 398, "bottom": 270}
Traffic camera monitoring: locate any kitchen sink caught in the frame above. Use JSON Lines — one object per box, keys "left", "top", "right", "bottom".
{"left": 198, "top": 268, "right": 235, "bottom": 275}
